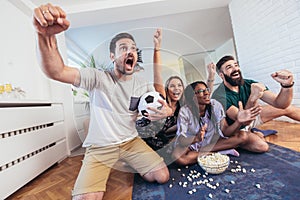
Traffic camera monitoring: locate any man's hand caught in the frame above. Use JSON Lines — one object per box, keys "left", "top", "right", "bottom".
{"left": 248, "top": 83, "right": 266, "bottom": 104}
{"left": 271, "top": 69, "right": 294, "bottom": 87}
{"left": 153, "top": 28, "right": 162, "bottom": 50}
{"left": 237, "top": 101, "right": 261, "bottom": 125}
{"left": 146, "top": 99, "right": 172, "bottom": 121}
{"left": 33, "top": 3, "right": 70, "bottom": 36}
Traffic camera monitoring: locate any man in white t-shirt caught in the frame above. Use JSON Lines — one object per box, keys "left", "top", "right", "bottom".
{"left": 33, "top": 3, "right": 171, "bottom": 200}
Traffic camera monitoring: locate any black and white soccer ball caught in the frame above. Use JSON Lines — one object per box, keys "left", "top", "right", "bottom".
{"left": 138, "top": 91, "right": 165, "bottom": 117}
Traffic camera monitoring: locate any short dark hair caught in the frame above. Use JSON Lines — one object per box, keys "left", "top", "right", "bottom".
{"left": 109, "top": 33, "right": 135, "bottom": 54}
{"left": 216, "top": 55, "right": 235, "bottom": 72}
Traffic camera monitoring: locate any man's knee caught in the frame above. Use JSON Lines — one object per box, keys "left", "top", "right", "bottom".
{"left": 144, "top": 162, "right": 169, "bottom": 184}
{"left": 250, "top": 139, "right": 269, "bottom": 153}
{"left": 256, "top": 141, "right": 269, "bottom": 153}
{"left": 156, "top": 166, "right": 169, "bottom": 184}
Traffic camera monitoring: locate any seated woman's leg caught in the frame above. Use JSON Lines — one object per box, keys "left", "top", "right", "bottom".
{"left": 172, "top": 145, "right": 199, "bottom": 165}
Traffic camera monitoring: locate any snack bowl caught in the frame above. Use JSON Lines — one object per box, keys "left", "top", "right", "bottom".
{"left": 197, "top": 152, "right": 230, "bottom": 174}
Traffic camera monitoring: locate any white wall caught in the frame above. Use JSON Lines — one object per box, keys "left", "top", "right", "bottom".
{"left": 0, "top": 0, "right": 50, "bottom": 100}
{"left": 51, "top": 34, "right": 83, "bottom": 153}
{"left": 1, "top": 1, "right": 82, "bottom": 153}
{"left": 214, "top": 38, "right": 236, "bottom": 65}
{"left": 204, "top": 38, "right": 237, "bottom": 85}
{"left": 180, "top": 38, "right": 237, "bottom": 87}
{"left": 229, "top": 0, "right": 300, "bottom": 121}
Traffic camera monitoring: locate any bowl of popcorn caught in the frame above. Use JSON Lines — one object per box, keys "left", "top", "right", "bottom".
{"left": 197, "top": 152, "right": 230, "bottom": 174}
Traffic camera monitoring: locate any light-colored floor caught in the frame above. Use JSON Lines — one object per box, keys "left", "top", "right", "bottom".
{"left": 260, "top": 120, "right": 300, "bottom": 152}
{"left": 7, "top": 120, "right": 300, "bottom": 200}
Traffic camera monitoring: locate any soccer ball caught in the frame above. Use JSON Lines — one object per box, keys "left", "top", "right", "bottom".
{"left": 138, "top": 91, "right": 165, "bottom": 116}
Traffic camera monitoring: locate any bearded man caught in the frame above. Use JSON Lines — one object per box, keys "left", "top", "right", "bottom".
{"left": 211, "top": 55, "right": 299, "bottom": 152}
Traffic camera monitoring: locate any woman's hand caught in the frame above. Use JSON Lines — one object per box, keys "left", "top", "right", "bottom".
{"left": 153, "top": 28, "right": 162, "bottom": 50}
{"left": 196, "top": 123, "right": 207, "bottom": 142}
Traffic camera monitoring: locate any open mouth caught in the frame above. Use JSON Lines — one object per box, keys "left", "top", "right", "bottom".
{"left": 231, "top": 71, "right": 240, "bottom": 78}
{"left": 126, "top": 58, "right": 133, "bottom": 65}
{"left": 172, "top": 92, "right": 182, "bottom": 98}
{"left": 125, "top": 57, "right": 134, "bottom": 68}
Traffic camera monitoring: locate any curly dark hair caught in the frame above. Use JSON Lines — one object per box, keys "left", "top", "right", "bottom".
{"left": 184, "top": 81, "right": 212, "bottom": 120}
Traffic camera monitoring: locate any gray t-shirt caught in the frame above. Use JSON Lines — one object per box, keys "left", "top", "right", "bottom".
{"left": 78, "top": 68, "right": 154, "bottom": 147}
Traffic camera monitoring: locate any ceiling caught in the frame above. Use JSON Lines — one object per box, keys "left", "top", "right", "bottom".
{"left": 13, "top": 0, "right": 233, "bottom": 66}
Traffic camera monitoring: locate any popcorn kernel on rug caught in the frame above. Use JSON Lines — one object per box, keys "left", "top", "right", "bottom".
{"left": 133, "top": 143, "right": 300, "bottom": 200}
